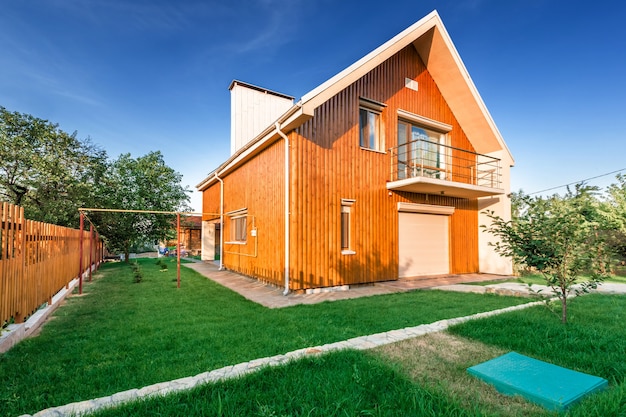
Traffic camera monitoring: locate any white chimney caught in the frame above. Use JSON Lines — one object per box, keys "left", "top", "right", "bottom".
{"left": 229, "top": 80, "right": 295, "bottom": 155}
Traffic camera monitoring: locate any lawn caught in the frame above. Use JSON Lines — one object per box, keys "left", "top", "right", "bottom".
{"left": 0, "top": 259, "right": 528, "bottom": 416}
{"left": 466, "top": 273, "right": 626, "bottom": 287}
{"left": 86, "top": 295, "right": 626, "bottom": 417}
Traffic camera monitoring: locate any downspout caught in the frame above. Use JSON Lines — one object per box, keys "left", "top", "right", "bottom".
{"left": 275, "top": 122, "right": 290, "bottom": 295}
{"left": 214, "top": 172, "right": 225, "bottom": 270}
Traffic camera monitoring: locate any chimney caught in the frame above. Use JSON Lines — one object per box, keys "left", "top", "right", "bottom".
{"left": 229, "top": 80, "right": 295, "bottom": 155}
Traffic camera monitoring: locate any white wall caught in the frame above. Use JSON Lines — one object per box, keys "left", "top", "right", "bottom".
{"left": 201, "top": 221, "right": 216, "bottom": 261}
{"left": 230, "top": 82, "right": 294, "bottom": 155}
{"left": 477, "top": 150, "right": 514, "bottom": 275}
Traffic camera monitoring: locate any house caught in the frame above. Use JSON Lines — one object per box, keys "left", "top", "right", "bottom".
{"left": 197, "top": 10, "right": 514, "bottom": 292}
{"left": 164, "top": 215, "right": 203, "bottom": 256}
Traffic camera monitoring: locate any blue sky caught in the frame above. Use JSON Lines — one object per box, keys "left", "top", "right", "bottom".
{"left": 2, "top": 0, "right": 626, "bottom": 211}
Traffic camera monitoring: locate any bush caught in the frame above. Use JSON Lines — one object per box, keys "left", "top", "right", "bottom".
{"left": 155, "top": 259, "right": 168, "bottom": 271}
{"left": 130, "top": 262, "right": 143, "bottom": 283}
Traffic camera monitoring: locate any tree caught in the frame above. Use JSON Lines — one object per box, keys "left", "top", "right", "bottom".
{"left": 90, "top": 151, "right": 191, "bottom": 261}
{"left": 601, "top": 174, "right": 626, "bottom": 263}
{"left": 0, "top": 106, "right": 107, "bottom": 226}
{"left": 483, "top": 185, "right": 611, "bottom": 323}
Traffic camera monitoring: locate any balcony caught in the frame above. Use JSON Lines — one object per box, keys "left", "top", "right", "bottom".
{"left": 387, "top": 139, "right": 504, "bottom": 199}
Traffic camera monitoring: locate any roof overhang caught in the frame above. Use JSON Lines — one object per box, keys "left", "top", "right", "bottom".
{"left": 386, "top": 177, "right": 505, "bottom": 199}
{"left": 196, "top": 104, "right": 312, "bottom": 191}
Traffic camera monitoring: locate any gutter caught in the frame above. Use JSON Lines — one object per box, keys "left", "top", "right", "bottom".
{"left": 214, "top": 172, "right": 224, "bottom": 270}
{"left": 275, "top": 122, "right": 290, "bottom": 295}
{"left": 196, "top": 102, "right": 309, "bottom": 191}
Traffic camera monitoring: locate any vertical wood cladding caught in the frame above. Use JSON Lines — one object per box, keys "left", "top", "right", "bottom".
{"left": 203, "top": 141, "right": 286, "bottom": 284}
{"left": 290, "top": 45, "right": 479, "bottom": 289}
{"left": 202, "top": 44, "right": 480, "bottom": 290}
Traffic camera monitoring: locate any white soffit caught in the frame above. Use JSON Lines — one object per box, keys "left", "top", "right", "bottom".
{"left": 412, "top": 23, "right": 513, "bottom": 161}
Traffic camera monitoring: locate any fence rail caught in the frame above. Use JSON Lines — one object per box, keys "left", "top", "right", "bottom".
{"left": 1, "top": 202, "right": 102, "bottom": 325}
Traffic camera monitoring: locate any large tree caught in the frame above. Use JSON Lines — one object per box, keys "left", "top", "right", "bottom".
{"left": 90, "top": 151, "right": 191, "bottom": 261}
{"left": 0, "top": 106, "right": 107, "bottom": 226}
{"left": 483, "top": 185, "right": 611, "bottom": 323}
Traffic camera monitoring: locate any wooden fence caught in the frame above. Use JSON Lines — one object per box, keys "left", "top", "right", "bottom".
{"left": 1, "top": 202, "right": 102, "bottom": 325}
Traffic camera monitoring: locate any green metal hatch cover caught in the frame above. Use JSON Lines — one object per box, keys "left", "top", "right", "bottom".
{"left": 467, "top": 352, "right": 608, "bottom": 411}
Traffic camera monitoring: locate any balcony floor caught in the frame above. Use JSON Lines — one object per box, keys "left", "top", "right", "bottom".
{"left": 386, "top": 176, "right": 504, "bottom": 199}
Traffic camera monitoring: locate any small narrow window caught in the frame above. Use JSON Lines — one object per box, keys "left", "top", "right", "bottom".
{"left": 341, "top": 207, "right": 350, "bottom": 250}
{"left": 359, "top": 98, "right": 386, "bottom": 152}
{"left": 340, "top": 199, "right": 356, "bottom": 254}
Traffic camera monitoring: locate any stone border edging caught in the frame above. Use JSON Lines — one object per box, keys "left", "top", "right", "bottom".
{"left": 21, "top": 300, "right": 543, "bottom": 417}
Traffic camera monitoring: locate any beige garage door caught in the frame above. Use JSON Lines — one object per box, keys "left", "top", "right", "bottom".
{"left": 398, "top": 212, "right": 449, "bottom": 277}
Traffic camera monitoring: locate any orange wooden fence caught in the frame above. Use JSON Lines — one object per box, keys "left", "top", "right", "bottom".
{"left": 1, "top": 202, "right": 102, "bottom": 325}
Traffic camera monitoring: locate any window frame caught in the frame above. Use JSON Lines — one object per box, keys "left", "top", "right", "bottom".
{"left": 340, "top": 199, "right": 356, "bottom": 255}
{"left": 226, "top": 209, "right": 248, "bottom": 244}
{"left": 359, "top": 98, "right": 386, "bottom": 153}
{"left": 396, "top": 110, "right": 452, "bottom": 181}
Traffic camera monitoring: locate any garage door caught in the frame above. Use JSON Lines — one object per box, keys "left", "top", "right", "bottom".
{"left": 398, "top": 212, "right": 449, "bottom": 277}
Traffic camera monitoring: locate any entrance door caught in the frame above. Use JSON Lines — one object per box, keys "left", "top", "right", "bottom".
{"left": 398, "top": 212, "right": 449, "bottom": 277}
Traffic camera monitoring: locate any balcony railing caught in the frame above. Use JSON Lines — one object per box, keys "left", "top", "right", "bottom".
{"left": 388, "top": 139, "right": 502, "bottom": 190}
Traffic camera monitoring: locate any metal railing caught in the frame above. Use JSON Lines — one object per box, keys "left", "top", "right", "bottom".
{"left": 389, "top": 139, "right": 501, "bottom": 189}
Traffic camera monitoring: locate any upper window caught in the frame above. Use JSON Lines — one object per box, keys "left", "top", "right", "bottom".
{"left": 397, "top": 121, "right": 447, "bottom": 180}
{"left": 396, "top": 111, "right": 451, "bottom": 181}
{"left": 359, "top": 98, "right": 386, "bottom": 152}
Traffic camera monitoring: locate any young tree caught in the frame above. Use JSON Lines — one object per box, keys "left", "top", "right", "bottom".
{"left": 483, "top": 185, "right": 611, "bottom": 323}
{"left": 91, "top": 151, "right": 191, "bottom": 261}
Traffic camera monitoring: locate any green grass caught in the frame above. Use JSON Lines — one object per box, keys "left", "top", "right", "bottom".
{"left": 82, "top": 295, "right": 626, "bottom": 417}
{"left": 88, "top": 350, "right": 484, "bottom": 417}
{"left": 449, "top": 295, "right": 626, "bottom": 383}
{"left": 448, "top": 295, "right": 626, "bottom": 416}
{"left": 86, "top": 294, "right": 626, "bottom": 417}
{"left": 467, "top": 273, "right": 626, "bottom": 286}
{"left": 0, "top": 259, "right": 527, "bottom": 416}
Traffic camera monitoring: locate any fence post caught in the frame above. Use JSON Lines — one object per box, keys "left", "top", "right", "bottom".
{"left": 14, "top": 205, "right": 25, "bottom": 324}
{"left": 89, "top": 225, "right": 93, "bottom": 282}
{"left": 79, "top": 211, "right": 84, "bottom": 295}
{"left": 177, "top": 213, "right": 181, "bottom": 289}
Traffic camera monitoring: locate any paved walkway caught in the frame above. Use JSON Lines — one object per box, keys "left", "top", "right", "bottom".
{"left": 182, "top": 261, "right": 516, "bottom": 308}
{"left": 183, "top": 261, "right": 626, "bottom": 304}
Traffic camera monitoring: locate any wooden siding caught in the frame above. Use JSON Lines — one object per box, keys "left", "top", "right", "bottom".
{"left": 205, "top": 141, "right": 286, "bottom": 285}
{"left": 289, "top": 45, "right": 479, "bottom": 289}
{"left": 202, "top": 183, "right": 221, "bottom": 222}
{"left": 201, "top": 44, "right": 481, "bottom": 290}
{"left": 1, "top": 202, "right": 100, "bottom": 325}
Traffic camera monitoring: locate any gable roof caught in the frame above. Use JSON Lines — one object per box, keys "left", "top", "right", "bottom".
{"left": 197, "top": 10, "right": 512, "bottom": 191}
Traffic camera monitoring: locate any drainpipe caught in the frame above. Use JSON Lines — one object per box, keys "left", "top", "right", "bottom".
{"left": 214, "top": 172, "right": 225, "bottom": 270}
{"left": 275, "top": 122, "right": 290, "bottom": 295}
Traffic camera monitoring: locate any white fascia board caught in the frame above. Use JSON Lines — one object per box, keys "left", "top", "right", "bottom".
{"left": 196, "top": 104, "right": 313, "bottom": 191}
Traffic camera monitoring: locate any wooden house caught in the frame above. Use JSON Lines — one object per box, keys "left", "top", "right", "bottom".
{"left": 197, "top": 11, "right": 514, "bottom": 292}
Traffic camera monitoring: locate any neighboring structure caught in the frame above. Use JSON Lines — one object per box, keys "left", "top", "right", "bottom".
{"left": 165, "top": 215, "right": 202, "bottom": 256}
{"left": 197, "top": 10, "right": 514, "bottom": 292}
